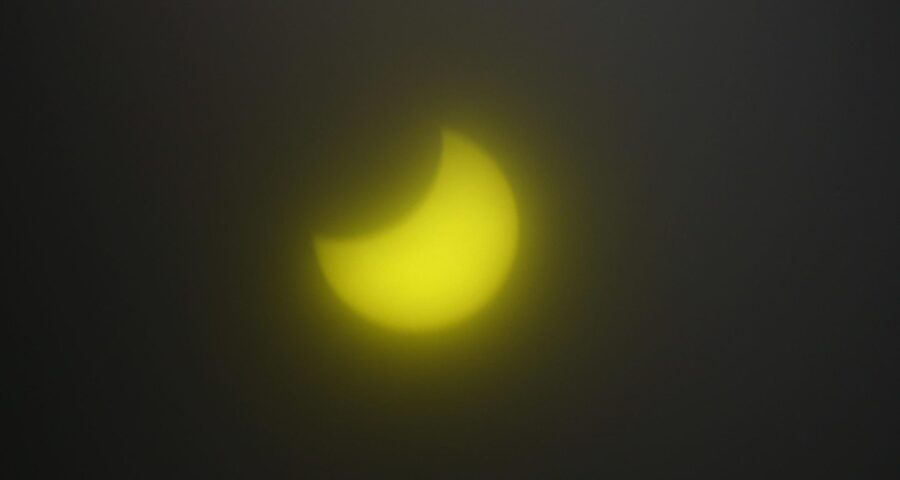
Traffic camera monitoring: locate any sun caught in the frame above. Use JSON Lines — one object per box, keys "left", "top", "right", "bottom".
{"left": 312, "top": 129, "right": 519, "bottom": 332}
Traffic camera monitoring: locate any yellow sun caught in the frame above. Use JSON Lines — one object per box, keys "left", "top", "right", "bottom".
{"left": 313, "top": 129, "right": 519, "bottom": 332}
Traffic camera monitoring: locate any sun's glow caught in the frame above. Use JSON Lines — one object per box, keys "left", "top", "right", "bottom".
{"left": 313, "top": 129, "right": 519, "bottom": 332}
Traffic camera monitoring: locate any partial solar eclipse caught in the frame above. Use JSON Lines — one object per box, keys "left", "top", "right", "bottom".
{"left": 313, "top": 129, "right": 519, "bottom": 332}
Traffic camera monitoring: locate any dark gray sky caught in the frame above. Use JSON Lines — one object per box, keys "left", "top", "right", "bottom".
{"left": 15, "top": 1, "right": 898, "bottom": 477}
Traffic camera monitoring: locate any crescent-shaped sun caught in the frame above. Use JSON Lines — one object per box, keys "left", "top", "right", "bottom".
{"left": 312, "top": 129, "right": 519, "bottom": 332}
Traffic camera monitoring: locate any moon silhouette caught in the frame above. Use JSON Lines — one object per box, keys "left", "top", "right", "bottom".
{"left": 313, "top": 129, "right": 519, "bottom": 332}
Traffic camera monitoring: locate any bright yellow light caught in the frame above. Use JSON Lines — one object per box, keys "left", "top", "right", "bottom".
{"left": 313, "top": 129, "right": 519, "bottom": 332}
